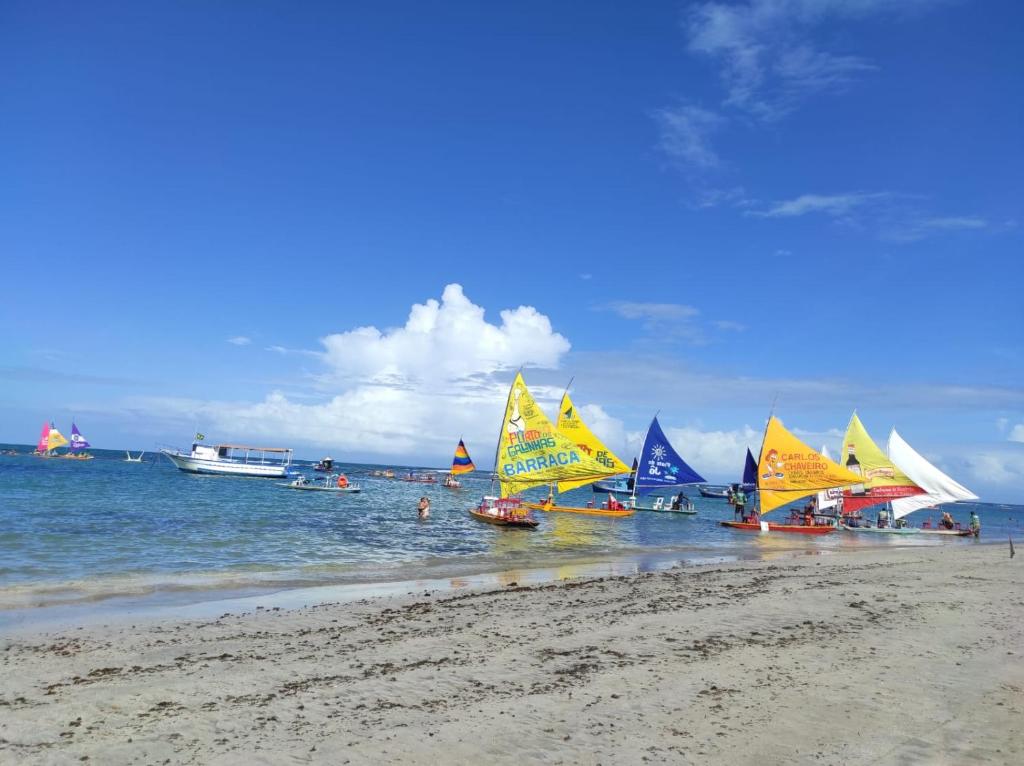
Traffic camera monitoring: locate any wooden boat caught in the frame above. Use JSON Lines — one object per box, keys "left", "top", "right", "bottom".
{"left": 524, "top": 500, "right": 635, "bottom": 518}
{"left": 402, "top": 473, "right": 437, "bottom": 484}
{"left": 611, "top": 491, "right": 696, "bottom": 514}
{"left": 469, "top": 497, "right": 539, "bottom": 528}
{"left": 839, "top": 524, "right": 973, "bottom": 537}
{"left": 721, "top": 520, "right": 835, "bottom": 535}
{"left": 729, "top": 415, "right": 863, "bottom": 535}
{"left": 482, "top": 374, "right": 634, "bottom": 521}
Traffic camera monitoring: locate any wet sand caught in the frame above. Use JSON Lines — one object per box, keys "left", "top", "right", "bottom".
{"left": 1, "top": 544, "right": 1020, "bottom": 764}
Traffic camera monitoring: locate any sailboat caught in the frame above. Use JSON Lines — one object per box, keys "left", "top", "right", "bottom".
{"left": 61, "top": 422, "right": 94, "bottom": 460}
{"left": 835, "top": 413, "right": 923, "bottom": 519}
{"left": 443, "top": 439, "right": 475, "bottom": 488}
{"left": 741, "top": 448, "right": 757, "bottom": 493}
{"left": 33, "top": 421, "right": 69, "bottom": 457}
{"left": 611, "top": 416, "right": 705, "bottom": 514}
{"left": 470, "top": 373, "right": 631, "bottom": 525}
{"left": 721, "top": 415, "right": 863, "bottom": 535}
{"left": 837, "top": 429, "right": 977, "bottom": 536}
{"left": 521, "top": 389, "right": 636, "bottom": 517}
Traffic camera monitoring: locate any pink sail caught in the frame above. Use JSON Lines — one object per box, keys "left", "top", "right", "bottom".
{"left": 36, "top": 421, "right": 51, "bottom": 453}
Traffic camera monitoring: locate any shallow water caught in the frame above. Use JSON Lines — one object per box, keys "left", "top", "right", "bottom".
{"left": 1, "top": 445, "right": 1019, "bottom": 613}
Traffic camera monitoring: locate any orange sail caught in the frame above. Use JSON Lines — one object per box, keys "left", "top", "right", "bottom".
{"left": 758, "top": 416, "right": 864, "bottom": 514}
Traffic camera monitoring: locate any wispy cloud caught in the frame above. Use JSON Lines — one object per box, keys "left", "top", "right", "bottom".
{"left": 605, "top": 301, "right": 700, "bottom": 321}
{"left": 684, "top": 0, "right": 937, "bottom": 121}
{"left": 654, "top": 104, "right": 724, "bottom": 170}
{"left": 748, "top": 191, "right": 892, "bottom": 219}
{"left": 1009, "top": 423, "right": 1024, "bottom": 443}
{"left": 227, "top": 336, "right": 252, "bottom": 346}
{"left": 882, "top": 215, "right": 989, "bottom": 242}
{"left": 714, "top": 320, "right": 746, "bottom": 332}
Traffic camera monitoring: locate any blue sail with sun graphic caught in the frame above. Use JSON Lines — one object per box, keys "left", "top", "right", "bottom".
{"left": 634, "top": 416, "right": 706, "bottom": 494}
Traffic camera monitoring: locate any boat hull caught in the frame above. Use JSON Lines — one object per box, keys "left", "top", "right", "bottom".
{"left": 161, "top": 450, "right": 289, "bottom": 478}
{"left": 841, "top": 524, "right": 975, "bottom": 537}
{"left": 468, "top": 508, "right": 539, "bottom": 528}
{"left": 699, "top": 486, "right": 730, "bottom": 499}
{"left": 523, "top": 502, "right": 635, "bottom": 518}
{"left": 635, "top": 506, "right": 696, "bottom": 515}
{"left": 720, "top": 520, "right": 835, "bottom": 535}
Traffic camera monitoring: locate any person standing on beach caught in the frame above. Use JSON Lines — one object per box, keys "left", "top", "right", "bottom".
{"left": 417, "top": 496, "right": 430, "bottom": 520}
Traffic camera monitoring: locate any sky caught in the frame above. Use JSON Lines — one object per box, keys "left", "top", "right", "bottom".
{"left": 1, "top": 1, "right": 1022, "bottom": 501}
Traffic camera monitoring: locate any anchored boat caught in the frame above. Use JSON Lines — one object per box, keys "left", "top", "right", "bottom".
{"left": 162, "top": 437, "right": 293, "bottom": 478}
{"left": 279, "top": 474, "right": 361, "bottom": 492}
{"left": 610, "top": 415, "right": 705, "bottom": 515}
{"left": 721, "top": 415, "right": 862, "bottom": 535}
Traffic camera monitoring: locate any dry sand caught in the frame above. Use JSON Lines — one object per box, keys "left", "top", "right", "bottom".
{"left": 1, "top": 544, "right": 1021, "bottom": 765}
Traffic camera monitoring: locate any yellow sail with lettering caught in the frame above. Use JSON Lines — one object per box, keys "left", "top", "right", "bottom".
{"left": 495, "top": 373, "right": 625, "bottom": 497}
{"left": 841, "top": 412, "right": 916, "bottom": 488}
{"left": 555, "top": 392, "right": 631, "bottom": 493}
{"left": 758, "top": 416, "right": 864, "bottom": 514}
{"left": 46, "top": 427, "right": 69, "bottom": 452}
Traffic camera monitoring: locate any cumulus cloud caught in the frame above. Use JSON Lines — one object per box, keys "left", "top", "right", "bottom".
{"left": 122, "top": 285, "right": 573, "bottom": 463}
{"left": 1009, "top": 423, "right": 1024, "bottom": 443}
{"left": 659, "top": 424, "right": 764, "bottom": 480}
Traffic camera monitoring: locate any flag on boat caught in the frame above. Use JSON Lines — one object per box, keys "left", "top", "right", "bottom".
{"left": 886, "top": 429, "right": 977, "bottom": 519}
{"left": 554, "top": 392, "right": 632, "bottom": 492}
{"left": 69, "top": 423, "right": 91, "bottom": 452}
{"left": 838, "top": 412, "right": 924, "bottom": 512}
{"left": 46, "top": 424, "right": 69, "bottom": 452}
{"left": 451, "top": 439, "right": 475, "bottom": 475}
{"left": 36, "top": 421, "right": 51, "bottom": 453}
{"left": 634, "top": 416, "right": 705, "bottom": 494}
{"left": 495, "top": 373, "right": 624, "bottom": 498}
{"left": 741, "top": 448, "right": 757, "bottom": 491}
{"left": 757, "top": 416, "right": 863, "bottom": 514}
{"left": 195, "top": 432, "right": 205, "bottom": 441}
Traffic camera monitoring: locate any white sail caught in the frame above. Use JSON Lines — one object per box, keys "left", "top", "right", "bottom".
{"left": 887, "top": 429, "right": 978, "bottom": 519}
{"left": 816, "top": 444, "right": 839, "bottom": 511}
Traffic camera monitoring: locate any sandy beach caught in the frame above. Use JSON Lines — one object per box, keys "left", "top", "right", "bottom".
{"left": 1, "top": 544, "right": 1020, "bottom": 765}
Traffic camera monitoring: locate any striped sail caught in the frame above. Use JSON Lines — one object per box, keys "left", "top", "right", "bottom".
{"left": 451, "top": 439, "right": 475, "bottom": 475}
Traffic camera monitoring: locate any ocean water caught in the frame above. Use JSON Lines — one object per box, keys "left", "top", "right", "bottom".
{"left": 1, "top": 445, "right": 1020, "bottom": 614}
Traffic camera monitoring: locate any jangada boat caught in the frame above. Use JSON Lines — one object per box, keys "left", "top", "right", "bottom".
{"left": 402, "top": 472, "right": 437, "bottom": 483}
{"left": 613, "top": 415, "right": 705, "bottom": 516}
{"left": 470, "top": 496, "right": 539, "bottom": 528}
{"left": 444, "top": 439, "right": 476, "bottom": 488}
{"left": 719, "top": 415, "right": 862, "bottom": 536}
{"left": 471, "top": 374, "right": 631, "bottom": 525}
{"left": 523, "top": 499, "right": 635, "bottom": 518}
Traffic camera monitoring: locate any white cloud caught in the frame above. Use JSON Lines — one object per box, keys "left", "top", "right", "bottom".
{"left": 654, "top": 104, "right": 724, "bottom": 169}
{"left": 116, "top": 285, "right": 573, "bottom": 463}
{"left": 714, "top": 320, "right": 746, "bottom": 332}
{"left": 226, "top": 336, "right": 252, "bottom": 346}
{"left": 659, "top": 424, "right": 764, "bottom": 480}
{"left": 749, "top": 191, "right": 890, "bottom": 219}
{"left": 685, "top": 0, "right": 937, "bottom": 120}
{"left": 1009, "top": 423, "right": 1024, "bottom": 443}
{"left": 965, "top": 450, "right": 1024, "bottom": 486}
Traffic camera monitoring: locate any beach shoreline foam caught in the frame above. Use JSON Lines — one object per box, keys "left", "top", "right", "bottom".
{"left": 1, "top": 544, "right": 1020, "bottom": 764}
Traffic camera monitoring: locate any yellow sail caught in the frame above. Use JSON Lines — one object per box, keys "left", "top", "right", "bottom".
{"left": 840, "top": 412, "right": 916, "bottom": 489}
{"left": 46, "top": 427, "right": 69, "bottom": 452}
{"left": 496, "top": 373, "right": 624, "bottom": 497}
{"left": 555, "top": 392, "right": 631, "bottom": 493}
{"left": 758, "top": 416, "right": 863, "bottom": 514}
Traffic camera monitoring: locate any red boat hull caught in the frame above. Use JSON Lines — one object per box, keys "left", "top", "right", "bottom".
{"left": 720, "top": 521, "right": 835, "bottom": 535}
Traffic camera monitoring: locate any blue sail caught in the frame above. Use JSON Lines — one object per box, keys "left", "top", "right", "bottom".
{"left": 635, "top": 416, "right": 705, "bottom": 494}
{"left": 741, "top": 448, "right": 757, "bottom": 491}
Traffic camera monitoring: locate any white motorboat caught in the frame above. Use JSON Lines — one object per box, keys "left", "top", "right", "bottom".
{"left": 161, "top": 441, "right": 293, "bottom": 478}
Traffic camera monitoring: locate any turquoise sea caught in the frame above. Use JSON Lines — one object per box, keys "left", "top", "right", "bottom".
{"left": 1, "top": 445, "right": 1020, "bottom": 621}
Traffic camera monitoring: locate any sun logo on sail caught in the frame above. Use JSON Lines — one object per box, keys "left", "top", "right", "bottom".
{"left": 651, "top": 444, "right": 667, "bottom": 460}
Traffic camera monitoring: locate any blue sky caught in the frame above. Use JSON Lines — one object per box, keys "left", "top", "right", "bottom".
{"left": 2, "top": 1, "right": 1022, "bottom": 501}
